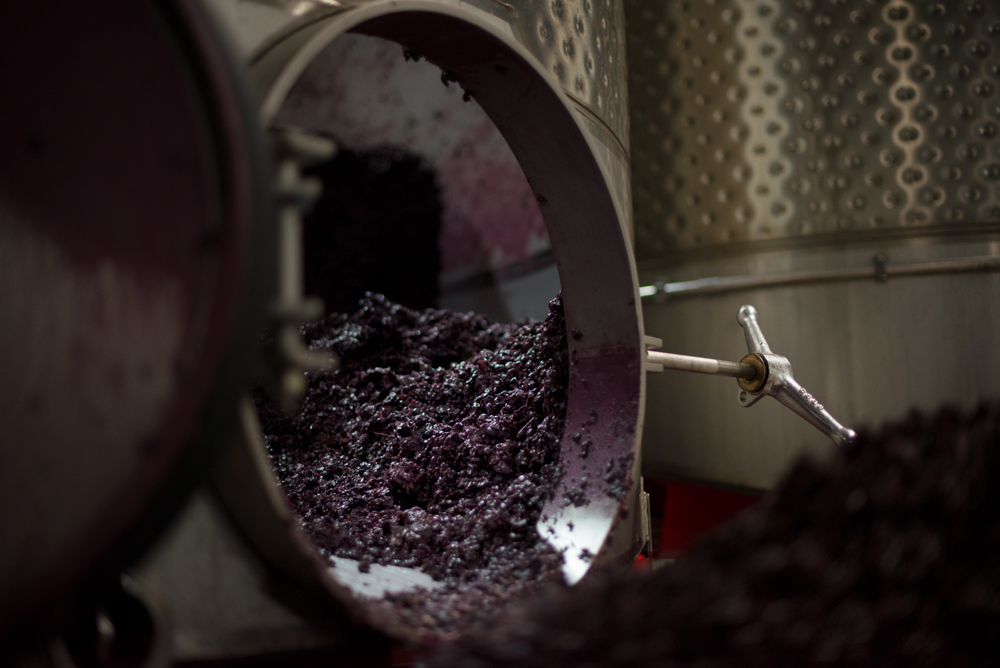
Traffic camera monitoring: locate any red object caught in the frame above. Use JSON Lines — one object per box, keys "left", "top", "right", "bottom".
{"left": 656, "top": 480, "right": 760, "bottom": 558}
{"left": 631, "top": 553, "right": 651, "bottom": 570}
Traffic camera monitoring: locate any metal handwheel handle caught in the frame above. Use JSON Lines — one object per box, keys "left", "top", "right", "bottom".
{"left": 646, "top": 304, "right": 856, "bottom": 447}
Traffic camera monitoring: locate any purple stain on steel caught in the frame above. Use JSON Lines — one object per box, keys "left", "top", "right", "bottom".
{"left": 255, "top": 294, "right": 571, "bottom": 639}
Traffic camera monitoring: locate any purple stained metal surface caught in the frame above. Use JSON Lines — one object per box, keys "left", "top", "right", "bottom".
{"left": 435, "top": 116, "right": 549, "bottom": 277}
{"left": 0, "top": 0, "right": 258, "bottom": 625}
{"left": 272, "top": 32, "right": 548, "bottom": 283}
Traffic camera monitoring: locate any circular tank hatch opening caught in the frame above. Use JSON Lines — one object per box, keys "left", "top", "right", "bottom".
{"left": 260, "top": 32, "right": 569, "bottom": 641}
{"left": 218, "top": 5, "right": 645, "bottom": 647}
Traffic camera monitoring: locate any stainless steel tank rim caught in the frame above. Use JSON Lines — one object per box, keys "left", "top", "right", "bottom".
{"left": 248, "top": 9, "right": 340, "bottom": 65}
{"left": 640, "top": 252, "right": 1000, "bottom": 300}
{"left": 636, "top": 223, "right": 1000, "bottom": 270}
{"left": 246, "top": 0, "right": 632, "bottom": 162}
{"left": 472, "top": 0, "right": 635, "bottom": 160}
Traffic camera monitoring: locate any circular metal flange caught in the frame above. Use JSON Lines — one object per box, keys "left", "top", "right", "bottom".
{"left": 737, "top": 353, "right": 768, "bottom": 393}
{"left": 212, "top": 0, "right": 645, "bottom": 644}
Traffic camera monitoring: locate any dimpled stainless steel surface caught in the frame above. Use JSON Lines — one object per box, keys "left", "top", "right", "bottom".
{"left": 628, "top": 0, "right": 1000, "bottom": 491}
{"left": 490, "top": 0, "right": 633, "bottom": 226}
{"left": 628, "top": 0, "right": 1000, "bottom": 256}
{"left": 498, "top": 0, "right": 630, "bottom": 152}
{"left": 208, "top": 0, "right": 630, "bottom": 149}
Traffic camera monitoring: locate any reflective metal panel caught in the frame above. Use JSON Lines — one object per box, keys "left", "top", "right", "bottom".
{"left": 628, "top": 0, "right": 1000, "bottom": 490}
{"left": 628, "top": 0, "right": 1000, "bottom": 255}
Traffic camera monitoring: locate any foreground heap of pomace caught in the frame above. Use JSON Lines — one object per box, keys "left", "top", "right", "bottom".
{"left": 432, "top": 403, "right": 1000, "bottom": 667}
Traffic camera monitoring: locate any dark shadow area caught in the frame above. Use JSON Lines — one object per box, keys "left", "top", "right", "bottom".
{"left": 303, "top": 146, "right": 443, "bottom": 314}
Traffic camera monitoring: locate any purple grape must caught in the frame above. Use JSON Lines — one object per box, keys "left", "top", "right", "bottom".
{"left": 432, "top": 403, "right": 1000, "bottom": 667}
{"left": 255, "top": 293, "right": 571, "bottom": 639}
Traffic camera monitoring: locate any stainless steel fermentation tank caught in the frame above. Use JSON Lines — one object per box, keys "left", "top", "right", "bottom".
{"left": 627, "top": 0, "right": 1000, "bottom": 490}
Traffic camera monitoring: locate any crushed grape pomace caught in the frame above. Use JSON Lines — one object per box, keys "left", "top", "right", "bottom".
{"left": 433, "top": 403, "right": 1000, "bottom": 667}
{"left": 256, "top": 293, "right": 570, "bottom": 639}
